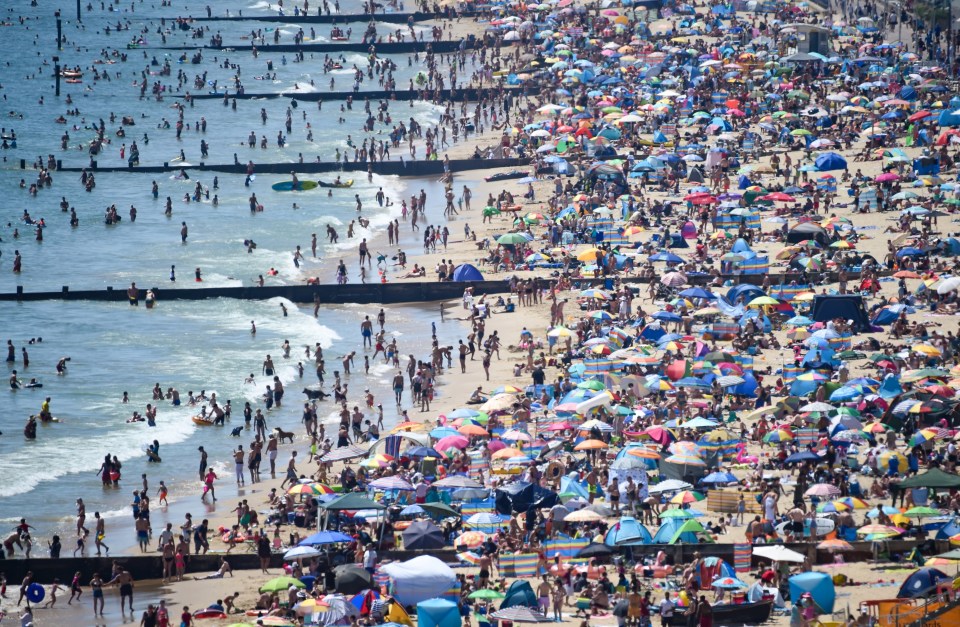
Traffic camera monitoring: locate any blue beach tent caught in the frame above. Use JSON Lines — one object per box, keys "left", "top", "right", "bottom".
{"left": 452, "top": 264, "right": 484, "bottom": 281}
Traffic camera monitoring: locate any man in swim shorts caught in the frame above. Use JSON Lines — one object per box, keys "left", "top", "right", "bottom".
{"left": 360, "top": 316, "right": 373, "bottom": 348}
{"left": 127, "top": 282, "right": 139, "bottom": 306}
{"left": 107, "top": 568, "right": 134, "bottom": 614}
{"left": 135, "top": 515, "right": 150, "bottom": 553}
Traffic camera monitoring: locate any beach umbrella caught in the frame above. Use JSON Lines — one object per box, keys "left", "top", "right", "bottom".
{"left": 433, "top": 475, "right": 483, "bottom": 489}
{"left": 659, "top": 508, "right": 701, "bottom": 519}
{"left": 455, "top": 530, "right": 487, "bottom": 548}
{"left": 480, "top": 393, "right": 521, "bottom": 412}
{"left": 669, "top": 490, "right": 705, "bottom": 504}
{"left": 436, "top": 435, "right": 470, "bottom": 451}
{"left": 664, "top": 453, "right": 707, "bottom": 467}
{"left": 574, "top": 439, "right": 609, "bottom": 451}
{"left": 498, "top": 233, "right": 531, "bottom": 245}
{"left": 805, "top": 483, "right": 841, "bottom": 498}
{"left": 260, "top": 576, "right": 306, "bottom": 593}
{"left": 298, "top": 531, "right": 354, "bottom": 546}
{"left": 369, "top": 476, "right": 415, "bottom": 491}
{"left": 284, "top": 546, "right": 324, "bottom": 561}
{"left": 754, "top": 545, "right": 806, "bottom": 563}
{"left": 701, "top": 471, "right": 737, "bottom": 485}
{"left": 857, "top": 524, "right": 904, "bottom": 537}
{"left": 712, "top": 577, "right": 748, "bottom": 589}
{"left": 469, "top": 589, "right": 506, "bottom": 600}
{"left": 818, "top": 538, "right": 854, "bottom": 552}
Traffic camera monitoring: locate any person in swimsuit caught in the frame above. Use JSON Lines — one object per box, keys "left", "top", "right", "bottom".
{"left": 135, "top": 514, "right": 150, "bottom": 553}
{"left": 68, "top": 571, "right": 82, "bottom": 604}
{"left": 360, "top": 316, "right": 373, "bottom": 348}
{"left": 90, "top": 572, "right": 105, "bottom": 617}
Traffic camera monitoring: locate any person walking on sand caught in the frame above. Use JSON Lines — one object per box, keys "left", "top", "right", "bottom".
{"left": 257, "top": 534, "right": 271, "bottom": 574}
{"left": 280, "top": 451, "right": 298, "bottom": 489}
{"left": 202, "top": 468, "right": 218, "bottom": 502}
{"left": 94, "top": 512, "right": 109, "bottom": 556}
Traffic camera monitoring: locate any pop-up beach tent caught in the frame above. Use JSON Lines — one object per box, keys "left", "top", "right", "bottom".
{"left": 381, "top": 556, "right": 456, "bottom": 606}
{"left": 417, "top": 598, "right": 461, "bottom": 627}
{"left": 500, "top": 581, "right": 538, "bottom": 609}
{"left": 452, "top": 264, "right": 484, "bottom": 282}
{"left": 810, "top": 295, "right": 871, "bottom": 331}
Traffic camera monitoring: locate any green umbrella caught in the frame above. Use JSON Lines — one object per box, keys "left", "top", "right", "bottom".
{"left": 835, "top": 350, "right": 866, "bottom": 360}
{"left": 790, "top": 128, "right": 812, "bottom": 136}
{"left": 260, "top": 576, "right": 305, "bottom": 593}
{"left": 577, "top": 380, "right": 607, "bottom": 391}
{"left": 469, "top": 589, "right": 507, "bottom": 600}
{"left": 905, "top": 506, "right": 941, "bottom": 518}
{"left": 497, "top": 233, "right": 531, "bottom": 245}
{"left": 660, "top": 509, "right": 696, "bottom": 519}
{"left": 420, "top": 502, "right": 461, "bottom": 518}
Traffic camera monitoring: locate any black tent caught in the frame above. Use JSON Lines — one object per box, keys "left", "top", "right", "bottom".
{"left": 810, "top": 295, "right": 871, "bottom": 331}
{"left": 495, "top": 481, "right": 559, "bottom": 515}
{"left": 786, "top": 222, "right": 830, "bottom": 246}
{"left": 334, "top": 564, "right": 375, "bottom": 594}
{"left": 401, "top": 520, "right": 446, "bottom": 551}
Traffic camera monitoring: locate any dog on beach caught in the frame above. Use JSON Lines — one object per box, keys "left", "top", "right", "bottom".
{"left": 230, "top": 426, "right": 243, "bottom": 437}
{"left": 302, "top": 386, "right": 330, "bottom": 401}
{"left": 274, "top": 427, "right": 295, "bottom": 444}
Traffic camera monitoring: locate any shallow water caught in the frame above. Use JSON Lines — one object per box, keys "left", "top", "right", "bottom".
{"left": 0, "top": 0, "right": 470, "bottom": 545}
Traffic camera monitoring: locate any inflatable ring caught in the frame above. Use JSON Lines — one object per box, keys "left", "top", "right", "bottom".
{"left": 27, "top": 583, "right": 45, "bottom": 603}
{"left": 546, "top": 461, "right": 563, "bottom": 481}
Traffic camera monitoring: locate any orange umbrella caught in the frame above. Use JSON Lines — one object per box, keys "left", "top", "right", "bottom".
{"left": 492, "top": 447, "right": 527, "bottom": 459}
{"left": 455, "top": 530, "right": 487, "bottom": 548}
{"left": 627, "top": 448, "right": 661, "bottom": 460}
{"left": 458, "top": 424, "right": 489, "bottom": 436}
{"left": 574, "top": 439, "right": 609, "bottom": 451}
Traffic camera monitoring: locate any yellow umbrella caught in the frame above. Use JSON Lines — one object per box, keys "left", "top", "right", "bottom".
{"left": 577, "top": 248, "right": 602, "bottom": 261}
{"left": 748, "top": 296, "right": 780, "bottom": 306}
{"left": 914, "top": 344, "right": 942, "bottom": 357}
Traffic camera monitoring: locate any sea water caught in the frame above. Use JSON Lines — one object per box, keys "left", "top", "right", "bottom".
{"left": 0, "top": 0, "right": 469, "bottom": 542}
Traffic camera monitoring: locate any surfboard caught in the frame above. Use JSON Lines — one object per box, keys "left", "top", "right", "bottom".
{"left": 317, "top": 179, "right": 354, "bottom": 188}
{"left": 272, "top": 180, "right": 318, "bottom": 191}
{"left": 775, "top": 518, "right": 835, "bottom": 537}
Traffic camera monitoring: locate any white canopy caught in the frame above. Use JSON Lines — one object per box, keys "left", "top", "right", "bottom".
{"left": 752, "top": 545, "right": 806, "bottom": 563}
{"left": 380, "top": 555, "right": 456, "bottom": 605}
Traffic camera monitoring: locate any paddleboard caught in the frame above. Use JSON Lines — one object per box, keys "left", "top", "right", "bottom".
{"left": 775, "top": 517, "right": 835, "bottom": 537}
{"left": 192, "top": 415, "right": 215, "bottom": 426}
{"left": 272, "top": 180, "right": 318, "bottom": 191}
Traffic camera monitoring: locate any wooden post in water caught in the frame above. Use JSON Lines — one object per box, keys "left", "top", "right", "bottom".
{"left": 55, "top": 11, "right": 62, "bottom": 50}
{"left": 53, "top": 56, "right": 60, "bottom": 97}
{"left": 76, "top": 0, "right": 81, "bottom": 21}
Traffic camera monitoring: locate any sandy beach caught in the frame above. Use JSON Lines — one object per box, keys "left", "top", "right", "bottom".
{"left": 6, "top": 0, "right": 960, "bottom": 625}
